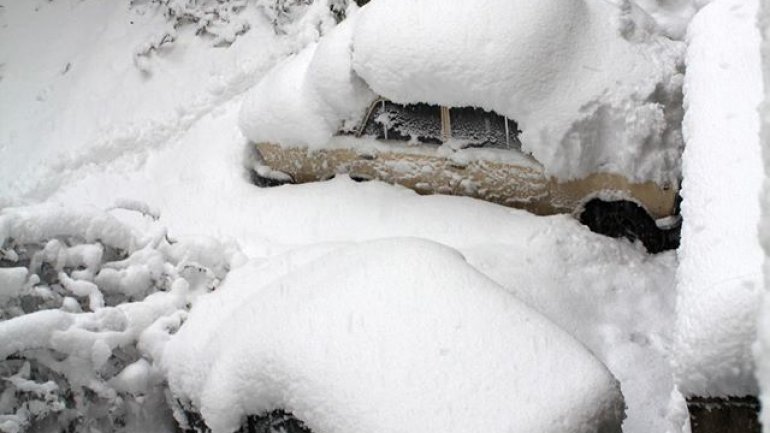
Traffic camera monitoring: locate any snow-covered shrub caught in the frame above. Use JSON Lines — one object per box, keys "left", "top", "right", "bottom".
{"left": 131, "top": 0, "right": 350, "bottom": 72}
{"left": 0, "top": 204, "right": 242, "bottom": 433}
{"left": 257, "top": 0, "right": 349, "bottom": 33}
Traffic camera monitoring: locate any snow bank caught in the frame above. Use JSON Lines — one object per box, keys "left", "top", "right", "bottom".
{"left": 163, "top": 238, "right": 624, "bottom": 433}
{"left": 756, "top": 0, "right": 770, "bottom": 425}
{"left": 672, "top": 0, "right": 763, "bottom": 397}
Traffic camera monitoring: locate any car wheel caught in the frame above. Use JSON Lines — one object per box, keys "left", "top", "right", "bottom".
{"left": 579, "top": 199, "right": 680, "bottom": 254}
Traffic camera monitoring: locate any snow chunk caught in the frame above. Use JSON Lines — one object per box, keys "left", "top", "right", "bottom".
{"left": 351, "top": 0, "right": 684, "bottom": 183}
{"left": 109, "top": 359, "right": 152, "bottom": 395}
{"left": 0, "top": 268, "right": 27, "bottom": 305}
{"left": 673, "top": 0, "right": 763, "bottom": 397}
{"left": 163, "top": 238, "right": 624, "bottom": 433}
{"left": 58, "top": 272, "right": 104, "bottom": 311}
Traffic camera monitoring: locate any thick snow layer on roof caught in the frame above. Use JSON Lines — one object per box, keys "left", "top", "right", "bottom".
{"left": 672, "top": 0, "right": 763, "bottom": 397}
{"left": 351, "top": 0, "right": 685, "bottom": 183}
{"left": 239, "top": 0, "right": 685, "bottom": 183}
{"left": 163, "top": 238, "right": 624, "bottom": 433}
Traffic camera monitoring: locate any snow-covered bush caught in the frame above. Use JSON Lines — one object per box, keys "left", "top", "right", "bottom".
{"left": 131, "top": 0, "right": 350, "bottom": 73}
{"left": 0, "top": 204, "right": 242, "bottom": 433}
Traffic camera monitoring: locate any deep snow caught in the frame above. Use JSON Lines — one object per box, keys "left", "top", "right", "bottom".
{"left": 0, "top": 0, "right": 760, "bottom": 433}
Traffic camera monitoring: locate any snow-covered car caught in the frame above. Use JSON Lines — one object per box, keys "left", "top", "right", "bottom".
{"left": 164, "top": 239, "right": 627, "bottom": 433}
{"left": 239, "top": 0, "right": 685, "bottom": 252}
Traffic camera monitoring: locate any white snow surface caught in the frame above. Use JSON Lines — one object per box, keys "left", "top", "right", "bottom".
{"left": 0, "top": 1, "right": 716, "bottom": 432}
{"left": 756, "top": 0, "right": 770, "bottom": 426}
{"left": 163, "top": 238, "right": 624, "bottom": 433}
{"left": 673, "top": 0, "right": 764, "bottom": 397}
{"left": 240, "top": 0, "right": 685, "bottom": 184}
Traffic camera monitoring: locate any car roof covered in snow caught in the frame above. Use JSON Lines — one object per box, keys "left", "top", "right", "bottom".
{"left": 240, "top": 0, "right": 685, "bottom": 184}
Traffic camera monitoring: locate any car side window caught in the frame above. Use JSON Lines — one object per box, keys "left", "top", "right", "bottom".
{"left": 450, "top": 107, "right": 521, "bottom": 150}
{"left": 361, "top": 101, "right": 443, "bottom": 145}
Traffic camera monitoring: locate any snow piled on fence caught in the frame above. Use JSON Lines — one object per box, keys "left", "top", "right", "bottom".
{"left": 163, "top": 238, "right": 624, "bottom": 433}
{"left": 672, "top": 0, "right": 764, "bottom": 397}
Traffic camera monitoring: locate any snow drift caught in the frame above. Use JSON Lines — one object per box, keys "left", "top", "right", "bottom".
{"left": 163, "top": 238, "right": 625, "bottom": 433}
{"left": 240, "top": 0, "right": 685, "bottom": 184}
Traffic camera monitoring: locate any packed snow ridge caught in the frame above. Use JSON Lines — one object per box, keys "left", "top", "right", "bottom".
{"left": 240, "top": 0, "right": 686, "bottom": 184}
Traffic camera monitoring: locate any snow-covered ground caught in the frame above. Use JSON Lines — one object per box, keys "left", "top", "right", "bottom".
{"left": 1, "top": 0, "right": 766, "bottom": 432}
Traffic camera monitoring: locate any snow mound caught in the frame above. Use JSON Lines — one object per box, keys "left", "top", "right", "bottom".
{"left": 163, "top": 238, "right": 624, "bottom": 433}
{"left": 672, "top": 0, "right": 763, "bottom": 397}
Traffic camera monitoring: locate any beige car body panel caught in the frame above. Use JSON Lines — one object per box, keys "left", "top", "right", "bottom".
{"left": 255, "top": 141, "right": 678, "bottom": 219}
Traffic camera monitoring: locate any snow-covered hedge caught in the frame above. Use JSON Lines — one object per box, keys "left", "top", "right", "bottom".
{"left": 0, "top": 204, "right": 242, "bottom": 433}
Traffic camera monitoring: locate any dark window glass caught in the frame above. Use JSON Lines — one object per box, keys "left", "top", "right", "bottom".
{"left": 361, "top": 101, "right": 443, "bottom": 145}
{"left": 450, "top": 107, "right": 521, "bottom": 150}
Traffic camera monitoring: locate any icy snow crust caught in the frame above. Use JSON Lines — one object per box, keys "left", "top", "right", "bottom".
{"left": 241, "top": 0, "right": 685, "bottom": 184}
{"left": 163, "top": 238, "right": 624, "bottom": 433}
{"left": 672, "top": 0, "right": 764, "bottom": 397}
